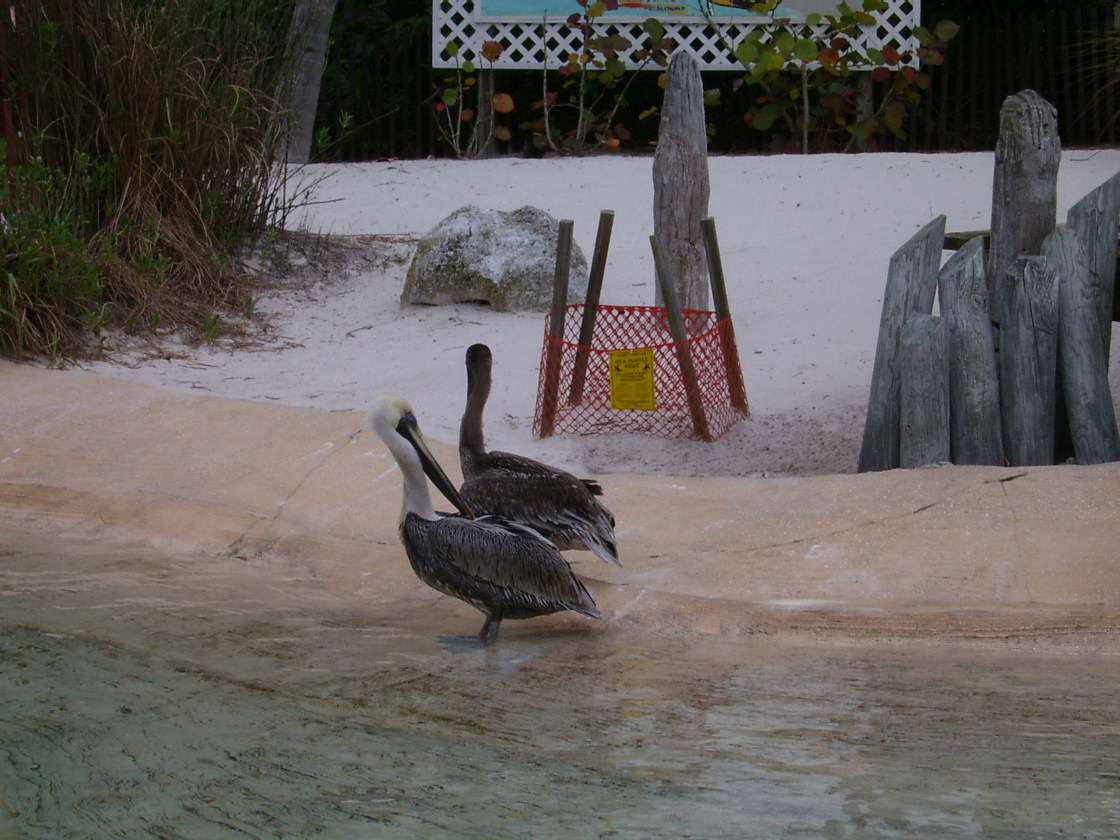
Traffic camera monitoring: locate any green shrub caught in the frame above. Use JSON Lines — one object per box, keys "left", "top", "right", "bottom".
{"left": 0, "top": 0, "right": 301, "bottom": 358}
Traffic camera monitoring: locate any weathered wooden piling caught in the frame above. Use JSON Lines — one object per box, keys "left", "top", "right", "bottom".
{"left": 1065, "top": 171, "right": 1120, "bottom": 362}
{"left": 867, "top": 92, "right": 1119, "bottom": 470}
{"left": 899, "top": 314, "right": 950, "bottom": 468}
{"left": 858, "top": 215, "right": 945, "bottom": 472}
{"left": 938, "top": 236, "right": 1004, "bottom": 465}
{"left": 998, "top": 256, "right": 1059, "bottom": 466}
{"left": 1042, "top": 226, "right": 1120, "bottom": 464}
{"left": 653, "top": 51, "right": 710, "bottom": 312}
{"left": 986, "top": 90, "right": 1060, "bottom": 327}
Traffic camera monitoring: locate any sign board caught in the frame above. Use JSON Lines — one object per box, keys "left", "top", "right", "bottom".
{"left": 609, "top": 347, "right": 657, "bottom": 411}
{"left": 433, "top": 0, "right": 920, "bottom": 69}
{"left": 477, "top": 0, "right": 846, "bottom": 22}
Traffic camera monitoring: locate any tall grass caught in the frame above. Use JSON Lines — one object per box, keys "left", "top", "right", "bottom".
{"left": 0, "top": 0, "right": 300, "bottom": 358}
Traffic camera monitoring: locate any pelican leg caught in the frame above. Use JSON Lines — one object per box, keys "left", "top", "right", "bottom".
{"left": 478, "top": 615, "right": 501, "bottom": 644}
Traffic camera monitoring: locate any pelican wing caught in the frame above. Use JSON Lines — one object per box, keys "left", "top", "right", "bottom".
{"left": 460, "top": 472, "right": 619, "bottom": 565}
{"left": 405, "top": 514, "right": 598, "bottom": 617}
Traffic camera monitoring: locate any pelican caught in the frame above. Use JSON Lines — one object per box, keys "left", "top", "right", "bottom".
{"left": 367, "top": 395, "right": 599, "bottom": 644}
{"left": 458, "top": 343, "right": 621, "bottom": 567}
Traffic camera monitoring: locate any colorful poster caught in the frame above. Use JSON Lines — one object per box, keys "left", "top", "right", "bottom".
{"left": 477, "top": 0, "right": 845, "bottom": 21}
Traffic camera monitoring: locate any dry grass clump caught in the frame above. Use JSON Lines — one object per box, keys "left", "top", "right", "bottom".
{"left": 1, "top": 0, "right": 302, "bottom": 358}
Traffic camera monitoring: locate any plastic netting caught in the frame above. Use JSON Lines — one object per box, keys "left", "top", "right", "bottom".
{"left": 533, "top": 304, "right": 750, "bottom": 441}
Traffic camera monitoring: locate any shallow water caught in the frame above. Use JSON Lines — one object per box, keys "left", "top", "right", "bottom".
{"left": 1, "top": 540, "right": 1118, "bottom": 839}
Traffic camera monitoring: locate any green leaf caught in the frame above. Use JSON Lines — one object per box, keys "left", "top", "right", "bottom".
{"left": 442, "top": 89, "right": 459, "bottom": 108}
{"left": 935, "top": 19, "right": 960, "bottom": 42}
{"left": 762, "top": 50, "right": 784, "bottom": 73}
{"left": 793, "top": 38, "right": 818, "bottom": 62}
{"left": 752, "top": 103, "right": 780, "bottom": 131}
{"left": 735, "top": 41, "right": 759, "bottom": 65}
{"left": 846, "top": 123, "right": 871, "bottom": 139}
{"left": 463, "top": 60, "right": 477, "bottom": 73}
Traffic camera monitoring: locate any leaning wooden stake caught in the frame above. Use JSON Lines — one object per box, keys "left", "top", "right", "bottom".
{"left": 538, "top": 219, "right": 574, "bottom": 437}
{"left": 650, "top": 234, "right": 712, "bottom": 441}
{"left": 569, "top": 210, "right": 614, "bottom": 405}
{"left": 858, "top": 215, "right": 945, "bottom": 472}
{"left": 701, "top": 217, "right": 749, "bottom": 414}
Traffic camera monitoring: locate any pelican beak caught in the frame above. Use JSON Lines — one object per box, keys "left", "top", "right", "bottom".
{"left": 396, "top": 410, "right": 476, "bottom": 518}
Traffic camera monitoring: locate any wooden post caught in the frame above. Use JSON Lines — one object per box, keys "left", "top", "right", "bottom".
{"left": 999, "top": 256, "right": 1059, "bottom": 465}
{"left": 900, "top": 314, "right": 950, "bottom": 468}
{"left": 701, "top": 217, "right": 749, "bottom": 413}
{"left": 1066, "top": 171, "right": 1120, "bottom": 362}
{"left": 653, "top": 51, "right": 710, "bottom": 311}
{"left": 537, "top": 219, "right": 573, "bottom": 437}
{"left": 858, "top": 215, "right": 946, "bottom": 472}
{"left": 987, "top": 90, "right": 1060, "bottom": 328}
{"left": 1042, "top": 226, "right": 1120, "bottom": 464}
{"left": 938, "top": 235, "right": 1004, "bottom": 465}
{"left": 651, "top": 235, "right": 711, "bottom": 441}
{"left": 569, "top": 210, "right": 614, "bottom": 405}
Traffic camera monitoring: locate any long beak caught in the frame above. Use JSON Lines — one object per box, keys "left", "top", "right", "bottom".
{"left": 397, "top": 412, "right": 476, "bottom": 518}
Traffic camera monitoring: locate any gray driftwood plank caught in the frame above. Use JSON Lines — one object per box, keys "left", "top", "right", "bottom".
{"left": 1041, "top": 226, "right": 1120, "bottom": 464}
{"left": 938, "top": 236, "right": 1004, "bottom": 465}
{"left": 900, "top": 314, "right": 950, "bottom": 468}
{"left": 858, "top": 215, "right": 946, "bottom": 472}
{"left": 999, "top": 256, "right": 1059, "bottom": 465}
{"left": 987, "top": 90, "right": 1060, "bottom": 327}
{"left": 1065, "top": 170, "right": 1120, "bottom": 362}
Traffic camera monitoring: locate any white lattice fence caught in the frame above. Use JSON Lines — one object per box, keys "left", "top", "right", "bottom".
{"left": 433, "top": 0, "right": 921, "bottom": 70}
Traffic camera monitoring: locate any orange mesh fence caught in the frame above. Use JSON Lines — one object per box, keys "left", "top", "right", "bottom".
{"left": 533, "top": 304, "right": 750, "bottom": 441}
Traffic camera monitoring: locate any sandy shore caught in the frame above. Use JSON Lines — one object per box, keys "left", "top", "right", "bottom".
{"left": 3, "top": 360, "right": 1118, "bottom": 646}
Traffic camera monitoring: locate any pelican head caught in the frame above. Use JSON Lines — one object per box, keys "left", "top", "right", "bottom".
{"left": 368, "top": 395, "right": 473, "bottom": 520}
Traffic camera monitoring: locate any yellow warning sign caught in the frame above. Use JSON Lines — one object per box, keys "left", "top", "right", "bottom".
{"left": 609, "top": 348, "right": 656, "bottom": 411}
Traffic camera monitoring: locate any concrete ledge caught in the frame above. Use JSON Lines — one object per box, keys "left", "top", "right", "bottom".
{"left": 3, "top": 360, "right": 1118, "bottom": 643}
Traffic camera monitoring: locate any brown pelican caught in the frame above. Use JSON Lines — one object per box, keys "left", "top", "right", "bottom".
{"left": 367, "top": 395, "right": 600, "bottom": 644}
{"left": 458, "top": 343, "right": 621, "bottom": 567}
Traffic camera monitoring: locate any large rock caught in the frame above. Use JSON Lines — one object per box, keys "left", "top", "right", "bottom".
{"left": 402, "top": 205, "right": 588, "bottom": 312}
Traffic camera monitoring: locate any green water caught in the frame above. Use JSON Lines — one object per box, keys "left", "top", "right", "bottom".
{"left": 1, "top": 541, "right": 1118, "bottom": 839}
